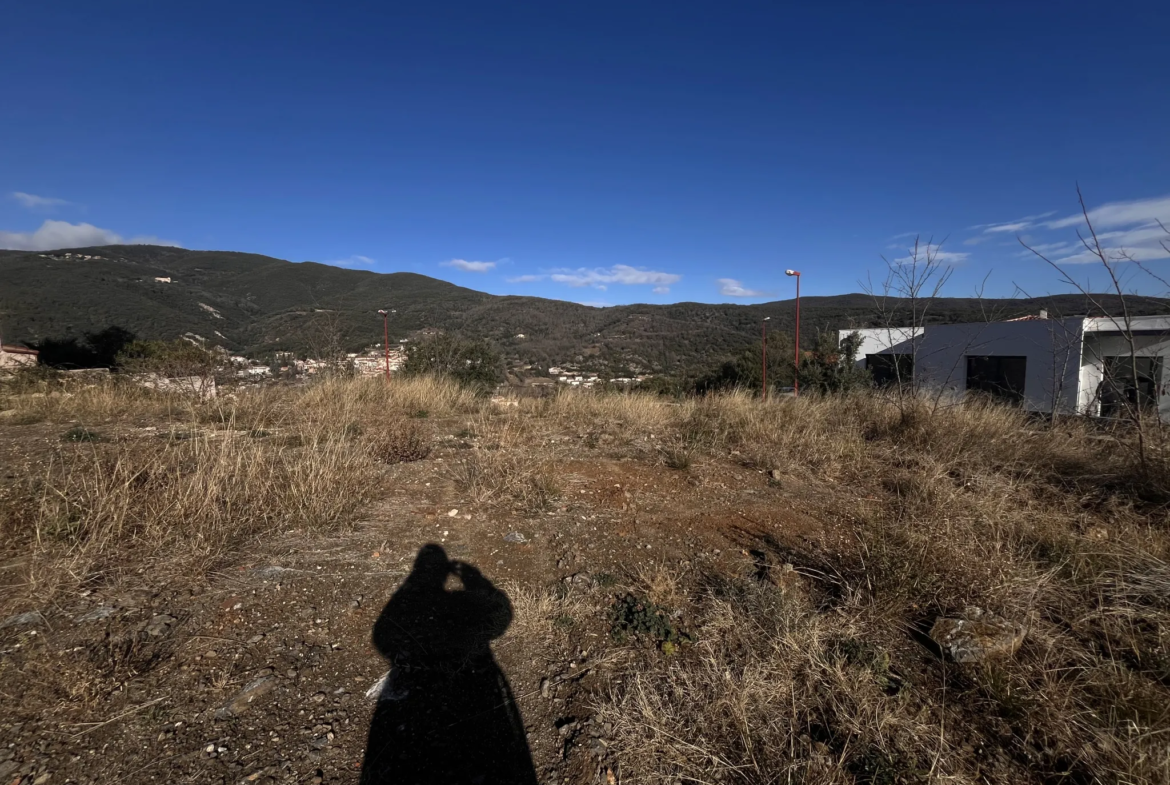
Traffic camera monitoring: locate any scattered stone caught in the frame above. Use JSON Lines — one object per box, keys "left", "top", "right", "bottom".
{"left": 144, "top": 614, "right": 177, "bottom": 637}
{"left": 768, "top": 469, "right": 782, "bottom": 482}
{"left": 1, "top": 610, "right": 45, "bottom": 629}
{"left": 0, "top": 761, "right": 17, "bottom": 780}
{"left": 540, "top": 678, "right": 551, "bottom": 698}
{"left": 930, "top": 607, "right": 1026, "bottom": 663}
{"left": 76, "top": 606, "right": 117, "bottom": 623}
{"left": 366, "top": 669, "right": 409, "bottom": 701}
{"left": 562, "top": 573, "right": 594, "bottom": 593}
{"left": 215, "top": 675, "right": 278, "bottom": 718}
{"left": 448, "top": 508, "right": 459, "bottom": 517}
{"left": 503, "top": 532, "right": 527, "bottom": 544}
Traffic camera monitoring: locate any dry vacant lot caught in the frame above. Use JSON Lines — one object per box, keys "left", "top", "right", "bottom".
{"left": 1, "top": 374, "right": 1168, "bottom": 784}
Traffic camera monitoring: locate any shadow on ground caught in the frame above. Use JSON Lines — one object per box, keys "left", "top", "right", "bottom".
{"left": 360, "top": 544, "right": 538, "bottom": 785}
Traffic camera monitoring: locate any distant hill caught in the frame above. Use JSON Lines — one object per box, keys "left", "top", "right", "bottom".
{"left": 3, "top": 244, "right": 1168, "bottom": 375}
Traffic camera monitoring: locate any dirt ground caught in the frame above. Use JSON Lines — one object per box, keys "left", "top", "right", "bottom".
{"left": 0, "top": 417, "right": 845, "bottom": 785}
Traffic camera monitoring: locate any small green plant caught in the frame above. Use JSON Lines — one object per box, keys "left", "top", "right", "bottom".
{"left": 553, "top": 613, "right": 576, "bottom": 630}
{"left": 609, "top": 593, "right": 692, "bottom": 652}
{"left": 62, "top": 426, "right": 102, "bottom": 442}
{"left": 412, "top": 409, "right": 430, "bottom": 419}
{"left": 594, "top": 572, "right": 618, "bottom": 588}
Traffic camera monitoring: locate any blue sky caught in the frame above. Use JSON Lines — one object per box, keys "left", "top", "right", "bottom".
{"left": 3, "top": 1, "right": 1168, "bottom": 305}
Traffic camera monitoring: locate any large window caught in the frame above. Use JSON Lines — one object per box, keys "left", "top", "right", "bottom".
{"left": 966, "top": 355, "right": 1027, "bottom": 405}
{"left": 1100, "top": 355, "right": 1163, "bottom": 418}
{"left": 866, "top": 354, "right": 913, "bottom": 387}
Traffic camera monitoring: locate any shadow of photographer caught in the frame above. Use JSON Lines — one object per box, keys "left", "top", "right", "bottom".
{"left": 360, "top": 544, "right": 538, "bottom": 785}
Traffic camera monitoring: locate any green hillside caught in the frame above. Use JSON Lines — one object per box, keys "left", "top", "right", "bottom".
{"left": 3, "top": 244, "right": 1168, "bottom": 375}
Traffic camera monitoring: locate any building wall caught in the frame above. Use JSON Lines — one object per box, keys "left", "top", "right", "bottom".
{"left": 1079, "top": 332, "right": 1170, "bottom": 420}
{"left": 0, "top": 350, "right": 38, "bottom": 368}
{"left": 914, "top": 318, "right": 1085, "bottom": 414}
{"left": 838, "top": 327, "right": 921, "bottom": 369}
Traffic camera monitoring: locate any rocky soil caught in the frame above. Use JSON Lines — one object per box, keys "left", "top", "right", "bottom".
{"left": 1, "top": 424, "right": 845, "bottom": 784}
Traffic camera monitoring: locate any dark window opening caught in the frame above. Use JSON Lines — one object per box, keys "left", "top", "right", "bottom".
{"left": 1100, "top": 356, "right": 1162, "bottom": 418}
{"left": 966, "top": 355, "right": 1027, "bottom": 405}
{"left": 866, "top": 354, "right": 913, "bottom": 387}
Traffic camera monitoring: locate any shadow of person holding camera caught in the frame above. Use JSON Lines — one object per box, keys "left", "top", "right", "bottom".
{"left": 360, "top": 544, "right": 538, "bottom": 785}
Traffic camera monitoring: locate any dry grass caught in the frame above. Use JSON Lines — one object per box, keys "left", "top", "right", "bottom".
{"left": 0, "top": 375, "right": 470, "bottom": 604}
{"left": 4, "top": 374, "right": 1169, "bottom": 783}
{"left": 563, "top": 390, "right": 1170, "bottom": 784}
{"left": 446, "top": 417, "right": 562, "bottom": 513}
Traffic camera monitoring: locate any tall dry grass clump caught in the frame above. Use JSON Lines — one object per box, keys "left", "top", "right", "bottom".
{"left": 298, "top": 374, "right": 483, "bottom": 419}
{"left": 569, "top": 389, "right": 1170, "bottom": 784}
{"left": 0, "top": 374, "right": 473, "bottom": 603}
{"left": 0, "top": 371, "right": 193, "bottom": 424}
{"left": 3, "top": 422, "right": 379, "bottom": 599}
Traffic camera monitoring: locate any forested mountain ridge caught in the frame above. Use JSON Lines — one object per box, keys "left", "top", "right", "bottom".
{"left": 3, "top": 245, "right": 1167, "bottom": 375}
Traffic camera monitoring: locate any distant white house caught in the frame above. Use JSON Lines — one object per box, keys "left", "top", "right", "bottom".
{"left": 841, "top": 314, "right": 1170, "bottom": 420}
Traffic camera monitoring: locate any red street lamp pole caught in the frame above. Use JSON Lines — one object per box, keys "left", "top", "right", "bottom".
{"left": 761, "top": 316, "right": 771, "bottom": 401}
{"left": 785, "top": 270, "right": 801, "bottom": 397}
{"left": 377, "top": 309, "right": 392, "bottom": 379}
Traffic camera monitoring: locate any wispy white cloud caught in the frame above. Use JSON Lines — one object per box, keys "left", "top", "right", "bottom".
{"left": 969, "top": 211, "right": 1055, "bottom": 234}
{"left": 893, "top": 242, "right": 969, "bottom": 266}
{"left": 717, "top": 278, "right": 768, "bottom": 297}
{"left": 1014, "top": 241, "right": 1071, "bottom": 257}
{"left": 1045, "top": 195, "right": 1170, "bottom": 230}
{"left": 550, "top": 265, "right": 680, "bottom": 291}
{"left": 0, "top": 220, "right": 179, "bottom": 251}
{"left": 327, "top": 254, "right": 377, "bottom": 269}
{"left": 510, "top": 264, "right": 681, "bottom": 292}
{"left": 11, "top": 191, "right": 71, "bottom": 211}
{"left": 1024, "top": 195, "right": 1170, "bottom": 265}
{"left": 984, "top": 221, "right": 1031, "bottom": 234}
{"left": 442, "top": 258, "right": 496, "bottom": 273}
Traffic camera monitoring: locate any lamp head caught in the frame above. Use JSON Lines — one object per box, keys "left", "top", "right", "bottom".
{"left": 763, "top": 316, "right": 771, "bottom": 321}
{"left": 377, "top": 309, "right": 388, "bottom": 316}
{"left": 785, "top": 269, "right": 800, "bottom": 277}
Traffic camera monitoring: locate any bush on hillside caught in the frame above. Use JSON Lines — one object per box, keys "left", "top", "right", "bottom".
{"left": 687, "top": 330, "right": 869, "bottom": 396}
{"left": 116, "top": 339, "right": 216, "bottom": 378}
{"left": 34, "top": 326, "right": 137, "bottom": 369}
{"left": 400, "top": 333, "right": 504, "bottom": 392}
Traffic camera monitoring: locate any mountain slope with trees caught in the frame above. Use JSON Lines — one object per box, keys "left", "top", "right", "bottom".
{"left": 3, "top": 244, "right": 1167, "bottom": 376}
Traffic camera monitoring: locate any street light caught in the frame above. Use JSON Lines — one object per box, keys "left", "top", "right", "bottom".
{"left": 761, "top": 316, "right": 771, "bottom": 401}
{"left": 785, "top": 270, "right": 801, "bottom": 397}
{"left": 376, "top": 309, "right": 395, "bottom": 379}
